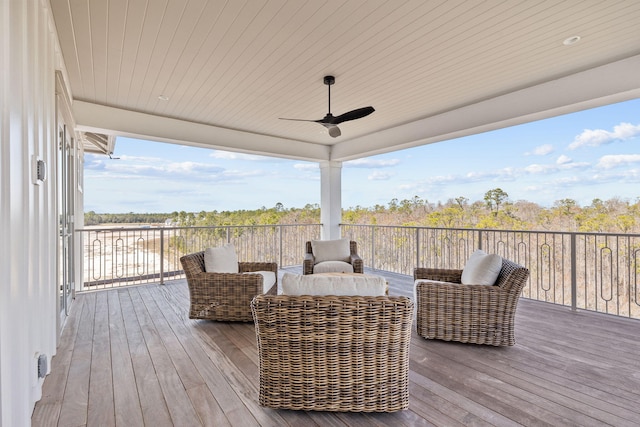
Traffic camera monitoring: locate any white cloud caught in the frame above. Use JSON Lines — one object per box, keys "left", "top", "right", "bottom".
{"left": 568, "top": 122, "right": 640, "bottom": 150}
{"left": 208, "top": 150, "right": 266, "bottom": 161}
{"left": 368, "top": 171, "right": 395, "bottom": 180}
{"left": 554, "top": 176, "right": 581, "bottom": 185}
{"left": 293, "top": 163, "right": 318, "bottom": 171}
{"left": 531, "top": 144, "right": 554, "bottom": 155}
{"left": 222, "top": 169, "right": 266, "bottom": 178}
{"left": 86, "top": 156, "right": 228, "bottom": 181}
{"left": 524, "top": 159, "right": 589, "bottom": 174}
{"left": 345, "top": 158, "right": 400, "bottom": 168}
{"left": 464, "top": 168, "right": 517, "bottom": 181}
{"left": 428, "top": 174, "right": 458, "bottom": 184}
{"left": 596, "top": 154, "right": 640, "bottom": 169}
{"left": 524, "top": 164, "right": 547, "bottom": 174}
{"left": 398, "top": 183, "right": 419, "bottom": 190}
{"left": 113, "top": 154, "right": 163, "bottom": 162}
{"left": 166, "top": 161, "right": 224, "bottom": 174}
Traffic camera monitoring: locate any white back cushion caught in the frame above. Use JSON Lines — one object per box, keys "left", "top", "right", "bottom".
{"left": 461, "top": 250, "right": 502, "bottom": 285}
{"left": 204, "top": 243, "right": 239, "bottom": 273}
{"left": 311, "top": 238, "right": 350, "bottom": 263}
{"left": 281, "top": 272, "right": 386, "bottom": 296}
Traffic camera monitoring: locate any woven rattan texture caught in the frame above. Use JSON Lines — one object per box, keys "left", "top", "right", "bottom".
{"left": 414, "top": 258, "right": 529, "bottom": 346}
{"left": 303, "top": 240, "right": 364, "bottom": 275}
{"left": 251, "top": 295, "right": 413, "bottom": 412}
{"left": 180, "top": 251, "right": 277, "bottom": 321}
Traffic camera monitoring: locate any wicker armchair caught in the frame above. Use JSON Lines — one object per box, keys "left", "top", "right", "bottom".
{"left": 414, "top": 257, "right": 529, "bottom": 346}
{"left": 180, "top": 251, "right": 277, "bottom": 321}
{"left": 303, "top": 240, "right": 363, "bottom": 274}
{"left": 251, "top": 294, "right": 413, "bottom": 412}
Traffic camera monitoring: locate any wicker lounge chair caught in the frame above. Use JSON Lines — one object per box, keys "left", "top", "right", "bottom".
{"left": 180, "top": 251, "right": 277, "bottom": 321}
{"left": 414, "top": 257, "right": 529, "bottom": 346}
{"left": 251, "top": 294, "right": 413, "bottom": 412}
{"left": 303, "top": 240, "right": 363, "bottom": 274}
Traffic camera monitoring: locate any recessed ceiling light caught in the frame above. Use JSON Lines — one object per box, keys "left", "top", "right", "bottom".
{"left": 158, "top": 95, "right": 169, "bottom": 101}
{"left": 563, "top": 35, "right": 581, "bottom": 46}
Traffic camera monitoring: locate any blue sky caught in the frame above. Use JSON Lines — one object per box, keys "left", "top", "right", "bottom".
{"left": 84, "top": 98, "right": 640, "bottom": 213}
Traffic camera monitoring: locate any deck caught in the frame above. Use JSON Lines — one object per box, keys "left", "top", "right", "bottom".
{"left": 32, "top": 268, "right": 640, "bottom": 427}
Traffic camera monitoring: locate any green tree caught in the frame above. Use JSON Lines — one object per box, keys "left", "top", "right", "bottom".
{"left": 484, "top": 188, "right": 509, "bottom": 217}
{"left": 454, "top": 196, "right": 468, "bottom": 210}
{"left": 555, "top": 198, "right": 577, "bottom": 215}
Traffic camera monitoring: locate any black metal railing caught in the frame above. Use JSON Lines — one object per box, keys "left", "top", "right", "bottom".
{"left": 78, "top": 223, "right": 640, "bottom": 319}
{"left": 343, "top": 224, "right": 640, "bottom": 319}
{"left": 79, "top": 224, "right": 321, "bottom": 288}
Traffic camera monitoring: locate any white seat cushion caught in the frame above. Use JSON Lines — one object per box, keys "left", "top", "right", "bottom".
{"left": 310, "top": 238, "right": 350, "bottom": 263}
{"left": 243, "top": 271, "right": 276, "bottom": 293}
{"left": 281, "top": 272, "right": 386, "bottom": 296}
{"left": 461, "top": 250, "right": 502, "bottom": 285}
{"left": 204, "top": 243, "right": 238, "bottom": 273}
{"left": 313, "top": 260, "right": 354, "bottom": 274}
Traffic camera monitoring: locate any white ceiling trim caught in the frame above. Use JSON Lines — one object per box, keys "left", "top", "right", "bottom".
{"left": 72, "top": 101, "right": 330, "bottom": 161}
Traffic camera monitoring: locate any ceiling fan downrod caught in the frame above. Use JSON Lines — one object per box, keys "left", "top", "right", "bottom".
{"left": 324, "top": 75, "right": 335, "bottom": 115}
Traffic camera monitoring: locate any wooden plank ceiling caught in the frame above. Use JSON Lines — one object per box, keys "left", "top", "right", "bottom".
{"left": 50, "top": 0, "right": 640, "bottom": 161}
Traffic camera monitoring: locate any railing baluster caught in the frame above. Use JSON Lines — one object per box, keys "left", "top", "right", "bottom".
{"left": 371, "top": 226, "right": 375, "bottom": 270}
{"left": 415, "top": 227, "right": 420, "bottom": 269}
{"left": 160, "top": 229, "right": 164, "bottom": 285}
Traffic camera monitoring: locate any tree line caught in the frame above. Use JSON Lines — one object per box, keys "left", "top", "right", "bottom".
{"left": 84, "top": 211, "right": 172, "bottom": 226}
{"left": 86, "top": 189, "right": 640, "bottom": 234}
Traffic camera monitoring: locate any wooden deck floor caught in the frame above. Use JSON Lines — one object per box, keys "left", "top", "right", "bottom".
{"left": 32, "top": 268, "right": 640, "bottom": 427}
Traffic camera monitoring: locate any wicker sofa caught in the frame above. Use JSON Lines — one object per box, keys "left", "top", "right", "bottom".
{"left": 251, "top": 294, "right": 413, "bottom": 412}
{"left": 414, "top": 257, "right": 529, "bottom": 346}
{"left": 180, "top": 251, "right": 277, "bottom": 321}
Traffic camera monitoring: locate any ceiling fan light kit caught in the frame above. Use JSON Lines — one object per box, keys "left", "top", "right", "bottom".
{"left": 280, "top": 75, "right": 374, "bottom": 138}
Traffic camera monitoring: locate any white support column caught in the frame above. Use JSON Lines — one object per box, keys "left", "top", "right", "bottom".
{"left": 319, "top": 161, "right": 342, "bottom": 240}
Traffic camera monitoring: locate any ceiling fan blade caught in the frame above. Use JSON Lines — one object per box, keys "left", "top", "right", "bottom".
{"left": 331, "top": 106, "right": 375, "bottom": 124}
{"left": 279, "top": 117, "right": 317, "bottom": 122}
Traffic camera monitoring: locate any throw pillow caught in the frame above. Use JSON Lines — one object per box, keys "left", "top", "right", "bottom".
{"left": 281, "top": 272, "right": 386, "bottom": 296}
{"left": 204, "top": 243, "right": 239, "bottom": 273}
{"left": 461, "top": 249, "right": 502, "bottom": 285}
{"left": 310, "top": 238, "right": 350, "bottom": 263}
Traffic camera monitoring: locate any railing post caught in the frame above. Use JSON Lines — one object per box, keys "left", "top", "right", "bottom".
{"left": 571, "top": 233, "right": 577, "bottom": 311}
{"left": 371, "top": 226, "right": 375, "bottom": 270}
{"left": 160, "top": 228, "right": 165, "bottom": 285}
{"left": 416, "top": 227, "right": 420, "bottom": 268}
{"left": 279, "top": 225, "right": 283, "bottom": 268}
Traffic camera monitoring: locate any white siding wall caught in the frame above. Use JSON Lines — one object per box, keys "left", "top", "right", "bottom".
{"left": 1, "top": 1, "right": 64, "bottom": 425}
